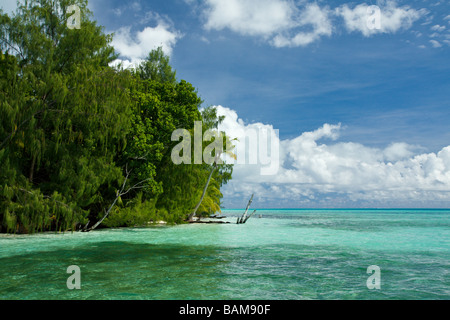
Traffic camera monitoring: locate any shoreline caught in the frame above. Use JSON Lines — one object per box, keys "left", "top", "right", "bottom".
{"left": 0, "top": 216, "right": 233, "bottom": 236}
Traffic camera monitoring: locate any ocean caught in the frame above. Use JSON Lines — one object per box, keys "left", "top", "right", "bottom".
{"left": 0, "top": 209, "right": 449, "bottom": 300}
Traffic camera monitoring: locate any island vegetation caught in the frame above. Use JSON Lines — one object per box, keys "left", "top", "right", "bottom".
{"left": 0, "top": 0, "right": 234, "bottom": 234}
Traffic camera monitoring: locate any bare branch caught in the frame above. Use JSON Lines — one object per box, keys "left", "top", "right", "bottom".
{"left": 84, "top": 165, "right": 150, "bottom": 232}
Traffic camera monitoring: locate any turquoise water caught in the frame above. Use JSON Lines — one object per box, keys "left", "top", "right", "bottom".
{"left": 0, "top": 209, "right": 449, "bottom": 300}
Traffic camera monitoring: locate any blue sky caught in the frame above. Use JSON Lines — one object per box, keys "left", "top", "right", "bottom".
{"left": 84, "top": 0, "right": 450, "bottom": 149}
{"left": 2, "top": 0, "right": 450, "bottom": 208}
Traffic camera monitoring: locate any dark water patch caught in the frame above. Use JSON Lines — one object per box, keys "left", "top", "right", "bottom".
{"left": 0, "top": 242, "right": 231, "bottom": 300}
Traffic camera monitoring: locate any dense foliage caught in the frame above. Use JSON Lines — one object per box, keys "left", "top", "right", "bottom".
{"left": 0, "top": 0, "right": 233, "bottom": 233}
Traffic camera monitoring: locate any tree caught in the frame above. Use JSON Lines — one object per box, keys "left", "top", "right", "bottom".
{"left": 0, "top": 0, "right": 133, "bottom": 233}
{"left": 136, "top": 47, "right": 177, "bottom": 84}
{"left": 109, "top": 48, "right": 208, "bottom": 225}
{"left": 187, "top": 107, "right": 235, "bottom": 221}
{"left": 0, "top": 1, "right": 235, "bottom": 232}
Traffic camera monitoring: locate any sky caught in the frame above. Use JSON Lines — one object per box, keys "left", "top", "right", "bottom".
{"left": 2, "top": 0, "right": 450, "bottom": 208}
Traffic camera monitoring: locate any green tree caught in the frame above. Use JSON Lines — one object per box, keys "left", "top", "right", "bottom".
{"left": 0, "top": 0, "right": 133, "bottom": 233}
{"left": 0, "top": 1, "right": 234, "bottom": 232}
{"left": 120, "top": 50, "right": 234, "bottom": 222}
{"left": 188, "top": 107, "right": 235, "bottom": 221}
{"left": 136, "top": 47, "right": 177, "bottom": 84}
{"left": 106, "top": 48, "right": 207, "bottom": 225}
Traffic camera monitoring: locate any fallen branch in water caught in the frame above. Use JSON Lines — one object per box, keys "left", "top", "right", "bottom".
{"left": 237, "top": 194, "right": 255, "bottom": 224}
{"left": 243, "top": 210, "right": 257, "bottom": 224}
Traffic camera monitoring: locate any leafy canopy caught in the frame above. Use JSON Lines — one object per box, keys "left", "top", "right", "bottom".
{"left": 0, "top": 1, "right": 234, "bottom": 233}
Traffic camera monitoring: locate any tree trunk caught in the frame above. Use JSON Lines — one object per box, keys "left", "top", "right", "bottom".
{"left": 83, "top": 165, "right": 149, "bottom": 232}
{"left": 188, "top": 162, "right": 217, "bottom": 222}
{"left": 29, "top": 154, "right": 36, "bottom": 183}
{"left": 84, "top": 197, "right": 118, "bottom": 232}
{"left": 243, "top": 210, "right": 257, "bottom": 224}
{"left": 238, "top": 194, "right": 254, "bottom": 224}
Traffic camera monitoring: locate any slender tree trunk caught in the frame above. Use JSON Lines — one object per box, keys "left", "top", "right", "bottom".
{"left": 85, "top": 197, "right": 118, "bottom": 232}
{"left": 188, "top": 162, "right": 217, "bottom": 222}
{"left": 29, "top": 154, "right": 36, "bottom": 183}
{"left": 83, "top": 165, "right": 149, "bottom": 232}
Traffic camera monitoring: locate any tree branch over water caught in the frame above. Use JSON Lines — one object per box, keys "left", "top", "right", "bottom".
{"left": 83, "top": 165, "right": 151, "bottom": 232}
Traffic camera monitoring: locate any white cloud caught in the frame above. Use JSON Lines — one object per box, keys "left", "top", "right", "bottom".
{"left": 203, "top": 0, "right": 296, "bottom": 37}
{"left": 430, "top": 39, "right": 442, "bottom": 47}
{"left": 336, "top": 1, "right": 426, "bottom": 37}
{"left": 383, "top": 142, "right": 417, "bottom": 162}
{"left": 217, "top": 106, "right": 281, "bottom": 177}
{"left": 272, "top": 3, "right": 333, "bottom": 47}
{"left": 215, "top": 105, "right": 450, "bottom": 206}
{"left": 110, "top": 20, "right": 182, "bottom": 69}
{"left": 200, "top": 0, "right": 427, "bottom": 47}
{"left": 431, "top": 24, "right": 446, "bottom": 32}
{"left": 202, "top": 0, "right": 332, "bottom": 47}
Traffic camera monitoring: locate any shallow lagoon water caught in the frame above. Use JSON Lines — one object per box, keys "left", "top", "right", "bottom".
{"left": 1, "top": 209, "right": 449, "bottom": 300}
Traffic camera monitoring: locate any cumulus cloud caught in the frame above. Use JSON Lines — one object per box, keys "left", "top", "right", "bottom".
{"left": 217, "top": 106, "right": 281, "bottom": 177}
{"left": 199, "top": 0, "right": 427, "bottom": 47}
{"left": 272, "top": 3, "right": 333, "bottom": 47}
{"left": 203, "top": 0, "right": 296, "bottom": 37}
{"left": 202, "top": 0, "right": 332, "bottom": 47}
{"left": 429, "top": 39, "right": 442, "bottom": 47}
{"left": 336, "top": 1, "right": 426, "bottom": 37}
{"left": 110, "top": 15, "right": 182, "bottom": 69}
{"left": 215, "top": 105, "right": 450, "bottom": 206}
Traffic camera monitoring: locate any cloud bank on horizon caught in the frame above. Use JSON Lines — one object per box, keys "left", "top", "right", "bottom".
{"left": 215, "top": 105, "right": 450, "bottom": 208}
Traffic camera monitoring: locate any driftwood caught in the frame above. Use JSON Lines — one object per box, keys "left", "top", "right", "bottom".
{"left": 210, "top": 215, "right": 227, "bottom": 219}
{"left": 243, "top": 210, "right": 257, "bottom": 224}
{"left": 239, "top": 194, "right": 253, "bottom": 223}
{"left": 188, "top": 214, "right": 230, "bottom": 224}
{"left": 237, "top": 194, "right": 255, "bottom": 224}
{"left": 188, "top": 220, "right": 230, "bottom": 224}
